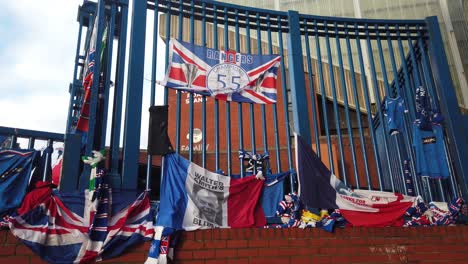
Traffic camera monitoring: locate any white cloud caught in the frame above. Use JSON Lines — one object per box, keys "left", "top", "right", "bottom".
{"left": 0, "top": 0, "right": 83, "bottom": 133}
{"left": 0, "top": 1, "right": 167, "bottom": 149}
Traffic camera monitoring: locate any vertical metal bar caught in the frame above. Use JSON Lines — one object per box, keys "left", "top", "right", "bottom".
{"left": 10, "top": 136, "right": 17, "bottom": 149}
{"left": 267, "top": 14, "right": 282, "bottom": 173}
{"left": 109, "top": 2, "right": 128, "bottom": 183}
{"left": 159, "top": 1, "right": 172, "bottom": 192}
{"left": 121, "top": 0, "right": 147, "bottom": 190}
{"left": 66, "top": 16, "right": 84, "bottom": 134}
{"left": 355, "top": 24, "right": 383, "bottom": 190}
{"left": 80, "top": 0, "right": 107, "bottom": 190}
{"left": 405, "top": 25, "right": 427, "bottom": 196}
{"left": 425, "top": 16, "right": 468, "bottom": 199}
{"left": 100, "top": 4, "right": 116, "bottom": 151}
{"left": 444, "top": 139, "right": 459, "bottom": 197}
{"left": 386, "top": 25, "right": 419, "bottom": 195}
{"left": 277, "top": 15, "right": 294, "bottom": 183}
{"left": 256, "top": 13, "right": 269, "bottom": 162}
{"left": 42, "top": 140, "right": 53, "bottom": 181}
{"left": 147, "top": 2, "right": 161, "bottom": 191}
{"left": 409, "top": 31, "right": 434, "bottom": 200}
{"left": 396, "top": 25, "right": 416, "bottom": 121}
{"left": 345, "top": 25, "right": 372, "bottom": 189}
{"left": 201, "top": 2, "right": 207, "bottom": 168}
{"left": 314, "top": 20, "right": 334, "bottom": 173}
{"left": 188, "top": 0, "right": 195, "bottom": 162}
{"left": 235, "top": 10, "right": 245, "bottom": 177}
{"left": 214, "top": 5, "right": 220, "bottom": 172}
{"left": 164, "top": 1, "right": 172, "bottom": 105}
{"left": 417, "top": 29, "right": 439, "bottom": 111}
{"left": 28, "top": 138, "right": 35, "bottom": 149}
{"left": 84, "top": 0, "right": 106, "bottom": 159}
{"left": 174, "top": 0, "right": 183, "bottom": 154}
{"left": 375, "top": 25, "right": 405, "bottom": 194}
{"left": 245, "top": 11, "right": 257, "bottom": 174}
{"left": 287, "top": 11, "right": 311, "bottom": 193}
{"left": 225, "top": 7, "right": 232, "bottom": 176}
{"left": 324, "top": 21, "right": 347, "bottom": 184}
{"left": 406, "top": 26, "right": 422, "bottom": 87}
{"left": 303, "top": 19, "right": 321, "bottom": 158}
{"left": 363, "top": 24, "right": 386, "bottom": 190}
{"left": 438, "top": 179, "right": 446, "bottom": 202}
{"left": 287, "top": 11, "right": 311, "bottom": 145}
{"left": 334, "top": 22, "right": 359, "bottom": 187}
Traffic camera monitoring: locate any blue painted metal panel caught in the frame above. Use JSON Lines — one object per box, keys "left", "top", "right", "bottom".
{"left": 225, "top": 7, "right": 232, "bottom": 176}
{"left": 344, "top": 26, "right": 372, "bottom": 189}
{"left": 60, "top": 133, "right": 81, "bottom": 192}
{"left": 146, "top": 2, "right": 161, "bottom": 191}
{"left": 109, "top": 3, "right": 128, "bottom": 187}
{"left": 188, "top": 0, "right": 195, "bottom": 162}
{"left": 287, "top": 10, "right": 311, "bottom": 146}
{"left": 313, "top": 20, "right": 334, "bottom": 174}
{"left": 267, "top": 14, "right": 282, "bottom": 174}
{"left": 121, "top": 0, "right": 147, "bottom": 191}
{"left": 83, "top": 0, "right": 106, "bottom": 160}
{"left": 99, "top": 4, "right": 117, "bottom": 151}
{"left": 425, "top": 16, "right": 468, "bottom": 199}
{"left": 62, "top": 0, "right": 465, "bottom": 201}
{"left": 302, "top": 19, "right": 321, "bottom": 158}
{"left": 375, "top": 29, "right": 405, "bottom": 193}
{"left": 324, "top": 21, "right": 347, "bottom": 184}
{"left": 277, "top": 15, "right": 294, "bottom": 190}
{"left": 334, "top": 22, "right": 359, "bottom": 187}
{"left": 213, "top": 5, "right": 220, "bottom": 172}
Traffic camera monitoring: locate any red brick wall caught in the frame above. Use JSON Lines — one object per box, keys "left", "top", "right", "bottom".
{"left": 2, "top": 226, "right": 467, "bottom": 264}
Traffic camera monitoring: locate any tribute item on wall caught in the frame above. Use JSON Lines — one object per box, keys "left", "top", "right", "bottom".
{"left": 160, "top": 39, "right": 281, "bottom": 104}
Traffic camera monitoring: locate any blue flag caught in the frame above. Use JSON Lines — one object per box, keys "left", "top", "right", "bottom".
{"left": 0, "top": 149, "right": 37, "bottom": 217}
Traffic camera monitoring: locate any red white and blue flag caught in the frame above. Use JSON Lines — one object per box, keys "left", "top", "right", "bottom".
{"left": 160, "top": 39, "right": 281, "bottom": 104}
{"left": 7, "top": 181, "right": 154, "bottom": 264}
{"left": 295, "top": 134, "right": 418, "bottom": 227}
{"left": 155, "top": 153, "right": 265, "bottom": 231}
{"left": 75, "top": 22, "right": 108, "bottom": 136}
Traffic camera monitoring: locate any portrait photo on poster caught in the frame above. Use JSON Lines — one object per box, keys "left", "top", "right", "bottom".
{"left": 191, "top": 183, "right": 225, "bottom": 227}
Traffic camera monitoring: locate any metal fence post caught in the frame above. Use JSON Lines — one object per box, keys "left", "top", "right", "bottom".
{"left": 287, "top": 10, "right": 311, "bottom": 144}
{"left": 425, "top": 16, "right": 468, "bottom": 199}
{"left": 121, "top": 0, "right": 147, "bottom": 191}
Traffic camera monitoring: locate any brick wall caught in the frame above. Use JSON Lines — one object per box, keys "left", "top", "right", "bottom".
{"left": 2, "top": 226, "right": 467, "bottom": 264}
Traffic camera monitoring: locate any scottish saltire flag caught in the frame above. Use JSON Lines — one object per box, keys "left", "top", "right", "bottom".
{"left": 161, "top": 39, "right": 281, "bottom": 104}
{"left": 295, "top": 134, "right": 418, "bottom": 227}
{"left": 0, "top": 149, "right": 37, "bottom": 218}
{"left": 156, "top": 153, "right": 265, "bottom": 231}
{"left": 7, "top": 180, "right": 154, "bottom": 264}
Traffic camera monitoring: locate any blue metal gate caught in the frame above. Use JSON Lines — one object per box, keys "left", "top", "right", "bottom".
{"left": 57, "top": 0, "right": 467, "bottom": 203}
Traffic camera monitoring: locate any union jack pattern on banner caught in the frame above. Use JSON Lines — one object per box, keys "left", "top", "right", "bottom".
{"left": 160, "top": 39, "right": 281, "bottom": 104}
{"left": 7, "top": 180, "right": 154, "bottom": 264}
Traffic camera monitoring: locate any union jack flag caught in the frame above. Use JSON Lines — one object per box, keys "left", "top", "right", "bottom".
{"left": 7, "top": 179, "right": 154, "bottom": 264}
{"left": 75, "top": 22, "right": 108, "bottom": 136}
{"left": 160, "top": 39, "right": 281, "bottom": 104}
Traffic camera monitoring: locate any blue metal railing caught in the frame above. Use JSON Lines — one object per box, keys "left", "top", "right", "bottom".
{"left": 0, "top": 126, "right": 64, "bottom": 182}
{"left": 57, "top": 0, "right": 467, "bottom": 203}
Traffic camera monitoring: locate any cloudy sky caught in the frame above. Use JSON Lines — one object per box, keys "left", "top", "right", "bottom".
{"left": 0, "top": 1, "right": 83, "bottom": 134}
{"left": 0, "top": 1, "right": 166, "bottom": 148}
